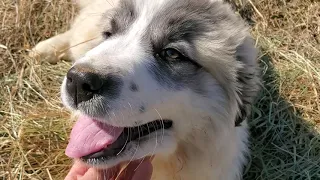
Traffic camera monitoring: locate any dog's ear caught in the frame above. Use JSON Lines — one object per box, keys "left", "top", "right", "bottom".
{"left": 235, "top": 37, "right": 260, "bottom": 126}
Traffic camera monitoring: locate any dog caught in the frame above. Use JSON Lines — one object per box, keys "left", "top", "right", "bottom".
{"left": 30, "top": 0, "right": 260, "bottom": 179}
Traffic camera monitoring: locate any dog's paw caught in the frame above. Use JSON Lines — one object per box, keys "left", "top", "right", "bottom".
{"left": 29, "top": 40, "right": 65, "bottom": 64}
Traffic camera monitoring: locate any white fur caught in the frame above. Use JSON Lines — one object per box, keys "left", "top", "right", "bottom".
{"left": 31, "top": 0, "right": 258, "bottom": 179}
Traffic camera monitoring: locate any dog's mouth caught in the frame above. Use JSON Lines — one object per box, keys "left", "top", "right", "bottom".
{"left": 65, "top": 115, "right": 173, "bottom": 162}
{"left": 82, "top": 119, "right": 173, "bottom": 161}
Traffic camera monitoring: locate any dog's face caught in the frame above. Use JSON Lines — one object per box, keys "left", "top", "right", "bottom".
{"left": 61, "top": 0, "right": 257, "bottom": 168}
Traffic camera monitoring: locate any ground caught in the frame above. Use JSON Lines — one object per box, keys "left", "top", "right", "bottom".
{"left": 0, "top": 0, "right": 319, "bottom": 179}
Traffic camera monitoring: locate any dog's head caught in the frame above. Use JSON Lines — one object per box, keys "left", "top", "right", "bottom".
{"left": 61, "top": 0, "right": 259, "bottom": 168}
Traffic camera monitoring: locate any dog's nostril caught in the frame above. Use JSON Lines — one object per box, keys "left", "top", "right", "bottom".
{"left": 83, "top": 74, "right": 104, "bottom": 92}
{"left": 82, "top": 81, "right": 102, "bottom": 92}
{"left": 82, "top": 83, "right": 91, "bottom": 92}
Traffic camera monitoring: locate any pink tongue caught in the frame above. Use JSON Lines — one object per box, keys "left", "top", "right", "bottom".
{"left": 66, "top": 115, "right": 124, "bottom": 158}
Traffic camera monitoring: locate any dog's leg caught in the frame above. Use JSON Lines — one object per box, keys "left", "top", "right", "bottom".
{"left": 29, "top": 31, "right": 71, "bottom": 63}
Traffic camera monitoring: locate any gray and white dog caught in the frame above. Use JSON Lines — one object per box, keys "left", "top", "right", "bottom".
{"left": 31, "top": 0, "right": 260, "bottom": 179}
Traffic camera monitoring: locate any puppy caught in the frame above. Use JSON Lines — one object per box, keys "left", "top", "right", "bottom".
{"left": 31, "top": 0, "right": 260, "bottom": 179}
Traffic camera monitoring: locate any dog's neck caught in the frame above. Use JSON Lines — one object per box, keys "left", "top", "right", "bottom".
{"left": 151, "top": 124, "right": 241, "bottom": 180}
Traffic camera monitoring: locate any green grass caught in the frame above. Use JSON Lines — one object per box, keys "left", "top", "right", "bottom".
{"left": 245, "top": 55, "right": 320, "bottom": 179}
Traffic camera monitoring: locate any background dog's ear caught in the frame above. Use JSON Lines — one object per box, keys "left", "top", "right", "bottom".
{"left": 235, "top": 37, "right": 261, "bottom": 126}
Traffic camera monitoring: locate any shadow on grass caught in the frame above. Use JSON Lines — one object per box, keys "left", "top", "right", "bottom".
{"left": 243, "top": 54, "right": 320, "bottom": 179}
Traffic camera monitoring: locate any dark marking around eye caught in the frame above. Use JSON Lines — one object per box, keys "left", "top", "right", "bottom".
{"left": 148, "top": 54, "right": 202, "bottom": 91}
{"left": 156, "top": 48, "right": 202, "bottom": 69}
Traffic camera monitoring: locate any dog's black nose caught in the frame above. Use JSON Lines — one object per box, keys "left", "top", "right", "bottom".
{"left": 66, "top": 66, "right": 104, "bottom": 105}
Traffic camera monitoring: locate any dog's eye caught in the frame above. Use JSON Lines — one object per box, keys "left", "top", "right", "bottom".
{"left": 102, "top": 31, "right": 112, "bottom": 39}
{"left": 160, "top": 48, "right": 182, "bottom": 60}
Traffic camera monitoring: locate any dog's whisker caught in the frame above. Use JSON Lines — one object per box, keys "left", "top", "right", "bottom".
{"left": 150, "top": 120, "right": 158, "bottom": 155}
{"left": 104, "top": 103, "right": 113, "bottom": 123}
{"left": 123, "top": 127, "right": 141, "bottom": 170}
{"left": 118, "top": 101, "right": 127, "bottom": 125}
{"left": 133, "top": 154, "right": 147, "bottom": 172}
{"left": 127, "top": 102, "right": 134, "bottom": 116}
{"left": 111, "top": 111, "right": 118, "bottom": 125}
{"left": 120, "top": 111, "right": 125, "bottom": 126}
{"left": 117, "top": 127, "right": 130, "bottom": 156}
{"left": 161, "top": 119, "right": 165, "bottom": 144}
{"left": 135, "top": 120, "right": 161, "bottom": 171}
{"left": 146, "top": 120, "right": 152, "bottom": 144}
{"left": 132, "top": 123, "right": 149, "bottom": 172}
{"left": 119, "top": 137, "right": 140, "bottom": 180}
{"left": 154, "top": 108, "right": 165, "bottom": 144}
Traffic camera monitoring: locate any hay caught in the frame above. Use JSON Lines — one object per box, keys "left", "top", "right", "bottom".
{"left": 0, "top": 0, "right": 319, "bottom": 179}
{"left": 1, "top": 0, "right": 75, "bottom": 179}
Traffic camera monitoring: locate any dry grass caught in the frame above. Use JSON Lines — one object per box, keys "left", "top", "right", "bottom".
{"left": 0, "top": 0, "right": 319, "bottom": 179}
{"left": 1, "top": 1, "right": 75, "bottom": 179}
